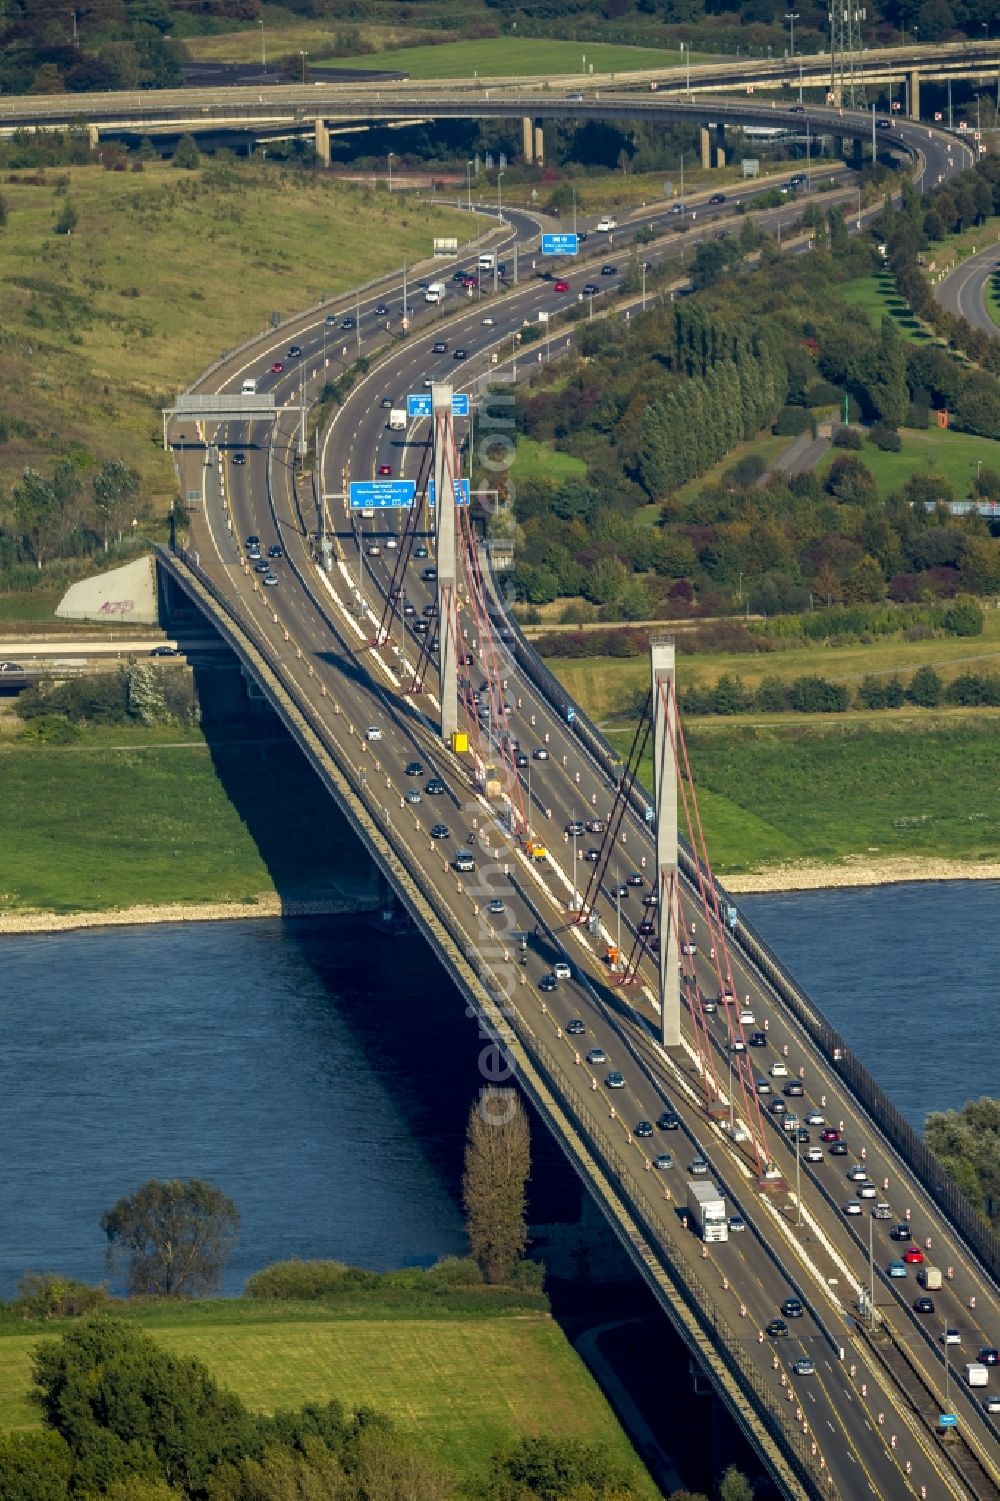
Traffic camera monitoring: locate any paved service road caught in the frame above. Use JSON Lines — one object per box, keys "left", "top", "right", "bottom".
{"left": 169, "top": 112, "right": 997, "bottom": 1501}
{"left": 934, "top": 239, "right": 1000, "bottom": 337}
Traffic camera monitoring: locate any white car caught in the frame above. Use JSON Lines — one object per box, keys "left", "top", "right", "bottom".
{"left": 597, "top": 215, "right": 618, "bottom": 231}
{"left": 366, "top": 543, "right": 381, "bottom": 556}
{"left": 739, "top": 1008, "right": 755, "bottom": 1025}
{"left": 858, "top": 1184, "right": 877, "bottom": 1198}
{"left": 364, "top": 726, "right": 382, "bottom": 741}
{"left": 482, "top": 315, "right": 496, "bottom": 326}
{"left": 805, "top": 1111, "right": 825, "bottom": 1126}
{"left": 843, "top": 1200, "right": 862, "bottom": 1216}
{"left": 769, "top": 1061, "right": 788, "bottom": 1078}
{"left": 553, "top": 961, "right": 571, "bottom": 980}
{"left": 805, "top": 1146, "right": 824, "bottom": 1163}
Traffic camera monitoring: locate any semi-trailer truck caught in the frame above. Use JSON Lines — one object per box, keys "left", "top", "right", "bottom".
{"left": 686, "top": 1180, "right": 728, "bottom": 1242}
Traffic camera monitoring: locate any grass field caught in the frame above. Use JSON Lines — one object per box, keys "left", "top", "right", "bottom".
{"left": 548, "top": 608, "right": 1000, "bottom": 722}
{"left": 817, "top": 426, "right": 1000, "bottom": 499}
{"left": 512, "top": 435, "right": 587, "bottom": 485}
{"left": 0, "top": 724, "right": 369, "bottom": 913}
{"left": 0, "top": 163, "right": 474, "bottom": 501}
{"left": 314, "top": 37, "right": 698, "bottom": 78}
{"left": 603, "top": 720, "right": 1000, "bottom": 874}
{"left": 0, "top": 1303, "right": 656, "bottom": 1491}
{"left": 838, "top": 269, "right": 931, "bottom": 341}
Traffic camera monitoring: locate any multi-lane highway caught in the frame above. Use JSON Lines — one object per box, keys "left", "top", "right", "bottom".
{"left": 164, "top": 107, "right": 998, "bottom": 1500}
{"left": 935, "top": 240, "right": 1000, "bottom": 339}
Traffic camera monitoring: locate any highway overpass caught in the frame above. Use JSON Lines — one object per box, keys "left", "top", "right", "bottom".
{"left": 119, "top": 77, "right": 995, "bottom": 1494}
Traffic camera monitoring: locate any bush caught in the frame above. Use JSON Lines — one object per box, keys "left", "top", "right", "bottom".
{"left": 906, "top": 665, "right": 942, "bottom": 707}
{"left": 869, "top": 423, "right": 902, "bottom": 452}
{"left": 945, "top": 672, "right": 1000, "bottom": 707}
{"left": 424, "top": 1256, "right": 484, "bottom": 1288}
{"left": 832, "top": 426, "right": 863, "bottom": 450}
{"left": 244, "top": 1261, "right": 377, "bottom": 1300}
{"left": 19, "top": 713, "right": 80, "bottom": 744}
{"left": 509, "top": 1258, "right": 546, "bottom": 1291}
{"left": 787, "top": 676, "right": 849, "bottom": 713}
{"left": 15, "top": 1273, "right": 110, "bottom": 1320}
{"left": 773, "top": 406, "right": 813, "bottom": 437}
{"left": 944, "top": 595, "right": 984, "bottom": 637}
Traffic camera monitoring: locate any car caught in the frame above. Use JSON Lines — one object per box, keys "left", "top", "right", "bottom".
{"left": 708, "top": 192, "right": 727, "bottom": 204}
{"left": 532, "top": 747, "right": 549, "bottom": 761}
{"left": 380, "top": 396, "right": 393, "bottom": 408}
{"left": 792, "top": 1358, "right": 815, "bottom": 1377}
{"left": 784, "top": 1081, "right": 804, "bottom": 1097}
{"left": 796, "top": 1128, "right": 810, "bottom": 1143}
{"left": 375, "top": 304, "right": 389, "bottom": 316}
{"left": 262, "top": 571, "right": 279, "bottom": 586}
{"left": 984, "top": 1395, "right": 1000, "bottom": 1415}
{"left": 616, "top": 884, "right": 629, "bottom": 899}
{"left": 452, "top": 849, "right": 475, "bottom": 873}
{"left": 404, "top": 762, "right": 424, "bottom": 779}
{"left": 600, "top": 264, "right": 617, "bottom": 276}
{"left": 230, "top": 451, "right": 247, "bottom": 467}
{"left": 481, "top": 315, "right": 496, "bottom": 327}
{"left": 739, "top": 1007, "right": 755, "bottom": 1025}
{"left": 425, "top": 777, "right": 446, "bottom": 795}
{"left": 377, "top": 464, "right": 393, "bottom": 477}
{"left": 421, "top": 566, "right": 437, "bottom": 581}
{"left": 768, "top": 1099, "right": 787, "bottom": 1115}
{"left": 366, "top": 544, "right": 381, "bottom": 556}
{"left": 341, "top": 316, "right": 355, "bottom": 329}
{"left": 657, "top": 1110, "right": 680, "bottom": 1131}
{"left": 267, "top": 544, "right": 283, "bottom": 558}
{"left": 914, "top": 1296, "right": 935, "bottom": 1314}
{"left": 385, "top": 537, "right": 397, "bottom": 550}
{"left": 781, "top": 1298, "right": 804, "bottom": 1318}
{"left": 402, "top": 601, "right": 416, "bottom": 617}
{"left": 847, "top": 1166, "right": 869, "bottom": 1182}
{"left": 668, "top": 203, "right": 684, "bottom": 215}
{"left": 432, "top": 341, "right": 448, "bottom": 354}
{"left": 364, "top": 726, "right": 382, "bottom": 742}
{"left": 412, "top": 619, "right": 429, "bottom": 634}
{"left": 805, "top": 1146, "right": 824, "bottom": 1163}
{"left": 876, "top": 117, "right": 893, "bottom": 130}
{"left": 286, "top": 344, "right": 302, "bottom": 358}
{"left": 680, "top": 940, "right": 696, "bottom": 955}
{"left": 890, "top": 1224, "right": 912, "bottom": 1241}
{"left": 749, "top": 1031, "right": 768, "bottom": 1048}
{"left": 453, "top": 348, "right": 468, "bottom": 360}
{"left": 635, "top": 1120, "right": 654, "bottom": 1139}
{"left": 756, "top": 1078, "right": 772, "bottom": 1095}
{"left": 639, "top": 920, "right": 656, "bottom": 936}
{"left": 653, "top": 1153, "right": 674, "bottom": 1170}
{"left": 0, "top": 660, "right": 25, "bottom": 673}
{"left": 566, "top": 1018, "right": 586, "bottom": 1036}
{"left": 689, "top": 1158, "right": 709, "bottom": 1176}
{"left": 553, "top": 961, "right": 572, "bottom": 980}
{"left": 872, "top": 1203, "right": 893, "bottom": 1219}
{"left": 728, "top": 1215, "right": 746, "bottom": 1233}
{"left": 515, "top": 752, "right": 529, "bottom": 768}
{"left": 820, "top": 1128, "right": 840, "bottom": 1143}
{"left": 701, "top": 996, "right": 717, "bottom": 1013}
{"left": 422, "top": 603, "right": 437, "bottom": 618}
{"left": 539, "top": 973, "right": 558, "bottom": 992}
{"left": 728, "top": 1039, "right": 747, "bottom": 1054}
{"left": 805, "top": 1111, "right": 824, "bottom": 1126}
{"left": 270, "top": 361, "right": 285, "bottom": 373}
{"left": 487, "top": 897, "right": 506, "bottom": 916}
{"left": 414, "top": 544, "right": 429, "bottom": 558}
{"left": 766, "top": 1319, "right": 788, "bottom": 1337}
{"left": 586, "top": 1047, "right": 607, "bottom": 1065}
{"left": 565, "top": 820, "right": 585, "bottom": 836}
{"left": 430, "top": 823, "right": 449, "bottom": 839}
{"left": 606, "top": 1071, "right": 625, "bottom": 1089}
{"left": 887, "top": 1259, "right": 908, "bottom": 1278}
{"left": 582, "top": 282, "right": 600, "bottom": 295}
{"left": 324, "top": 314, "right": 338, "bottom": 325}
{"left": 903, "top": 1246, "right": 925, "bottom": 1264}
{"left": 940, "top": 1328, "right": 961, "bottom": 1344}
{"left": 148, "top": 645, "right": 178, "bottom": 659}
{"left": 583, "top": 848, "right": 601, "bottom": 863}
{"left": 404, "top": 788, "right": 422, "bottom": 805}
{"left": 829, "top": 1142, "right": 848, "bottom": 1156}
{"left": 245, "top": 534, "right": 260, "bottom": 548}
{"left": 586, "top": 819, "right": 606, "bottom": 835}
{"left": 858, "top": 1184, "right": 877, "bottom": 1198}
{"left": 626, "top": 872, "right": 644, "bottom": 887}
{"left": 843, "top": 1201, "right": 862, "bottom": 1216}
{"left": 769, "top": 1061, "right": 788, "bottom": 1078}
{"left": 596, "top": 215, "right": 618, "bottom": 231}
{"left": 978, "top": 1347, "right": 999, "bottom": 1366}
{"left": 789, "top": 103, "right": 806, "bottom": 113}
{"left": 553, "top": 279, "right": 571, "bottom": 293}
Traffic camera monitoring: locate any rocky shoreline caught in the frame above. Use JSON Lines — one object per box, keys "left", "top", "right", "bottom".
{"left": 0, "top": 893, "right": 380, "bottom": 937}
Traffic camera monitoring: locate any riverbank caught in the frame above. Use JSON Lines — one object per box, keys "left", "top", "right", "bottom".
{"left": 724, "top": 855, "right": 1000, "bottom": 894}
{"left": 0, "top": 893, "right": 378, "bottom": 937}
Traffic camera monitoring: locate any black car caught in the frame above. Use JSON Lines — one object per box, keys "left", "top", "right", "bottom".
{"left": 784, "top": 1081, "right": 804, "bottom": 1096}
{"left": 341, "top": 316, "right": 355, "bottom": 329}
{"left": 430, "top": 823, "right": 449, "bottom": 839}
{"left": 638, "top": 920, "right": 656, "bottom": 936}
{"left": 890, "top": 1224, "right": 912, "bottom": 1241}
{"left": 453, "top": 348, "right": 468, "bottom": 360}
{"left": 375, "top": 303, "right": 389, "bottom": 316}
{"left": 231, "top": 451, "right": 246, "bottom": 465}
{"left": 829, "top": 1141, "right": 849, "bottom": 1156}
{"left": 425, "top": 777, "right": 446, "bottom": 795}
{"left": 749, "top": 1031, "right": 768, "bottom": 1047}
{"left": 421, "top": 566, "right": 438, "bottom": 581}
{"left": 781, "top": 1298, "right": 804, "bottom": 1319}
{"left": 539, "top": 974, "right": 558, "bottom": 992}
{"left": 286, "top": 344, "right": 302, "bottom": 358}
{"left": 405, "top": 762, "right": 423, "bottom": 777}
{"left": 566, "top": 1019, "right": 586, "bottom": 1036}
{"left": 582, "top": 282, "right": 600, "bottom": 295}
{"left": 267, "top": 544, "right": 283, "bottom": 558}
{"left": 600, "top": 263, "right": 617, "bottom": 276}
{"left": 432, "top": 341, "right": 448, "bottom": 354}
{"left": 515, "top": 752, "right": 529, "bottom": 768}
{"left": 577, "top": 230, "right": 588, "bottom": 242}
{"left": 766, "top": 1319, "right": 788, "bottom": 1337}
{"left": 978, "top": 1347, "right": 999, "bottom": 1365}
{"left": 914, "top": 1296, "right": 935, "bottom": 1313}
{"left": 876, "top": 117, "right": 892, "bottom": 130}
{"left": 634, "top": 1120, "right": 654, "bottom": 1139}
{"left": 413, "top": 620, "right": 429, "bottom": 634}
{"left": 245, "top": 535, "right": 260, "bottom": 548}
{"left": 380, "top": 396, "right": 393, "bottom": 408}
{"left": 796, "top": 1128, "right": 810, "bottom": 1143}
{"left": 657, "top": 1111, "right": 680, "bottom": 1131}
{"left": 709, "top": 192, "right": 727, "bottom": 204}
{"left": 627, "top": 872, "right": 644, "bottom": 887}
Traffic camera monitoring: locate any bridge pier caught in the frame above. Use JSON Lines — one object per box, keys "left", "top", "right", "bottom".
{"left": 314, "top": 117, "right": 331, "bottom": 166}
{"left": 699, "top": 125, "right": 712, "bottom": 171}
{"left": 522, "top": 116, "right": 534, "bottom": 163}
{"left": 87, "top": 123, "right": 99, "bottom": 149}
{"left": 651, "top": 636, "right": 681, "bottom": 1048}
{"left": 432, "top": 382, "right": 459, "bottom": 744}
{"left": 533, "top": 122, "right": 545, "bottom": 166}
{"left": 907, "top": 69, "right": 921, "bottom": 119}
{"left": 714, "top": 122, "right": 726, "bottom": 168}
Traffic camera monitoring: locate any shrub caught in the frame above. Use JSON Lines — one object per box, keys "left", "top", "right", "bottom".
{"left": 906, "top": 665, "right": 942, "bottom": 707}
{"left": 832, "top": 426, "right": 863, "bottom": 450}
{"left": 424, "top": 1256, "right": 483, "bottom": 1288}
{"left": 945, "top": 672, "right": 1000, "bottom": 707}
{"left": 787, "top": 676, "right": 848, "bottom": 713}
{"left": 509, "top": 1258, "right": 546, "bottom": 1292}
{"left": 15, "top": 1273, "right": 110, "bottom": 1320}
{"left": 944, "top": 595, "right": 984, "bottom": 637}
{"left": 19, "top": 713, "right": 80, "bottom": 743}
{"left": 773, "top": 406, "right": 813, "bottom": 437}
{"left": 244, "top": 1261, "right": 377, "bottom": 1300}
{"left": 869, "top": 423, "right": 901, "bottom": 452}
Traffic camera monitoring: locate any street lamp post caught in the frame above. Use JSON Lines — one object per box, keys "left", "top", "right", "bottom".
{"left": 497, "top": 168, "right": 505, "bottom": 221}
{"left": 388, "top": 151, "right": 395, "bottom": 192}
{"left": 641, "top": 260, "right": 647, "bottom": 311}
{"left": 785, "top": 11, "right": 799, "bottom": 56}
{"left": 795, "top": 1127, "right": 802, "bottom": 1226}
{"left": 258, "top": 17, "right": 266, "bottom": 74}
{"left": 572, "top": 184, "right": 578, "bottom": 234}
{"left": 299, "top": 50, "right": 308, "bottom": 84}
{"left": 680, "top": 41, "right": 690, "bottom": 93}
{"left": 572, "top": 823, "right": 579, "bottom": 908}
{"left": 466, "top": 158, "right": 473, "bottom": 211}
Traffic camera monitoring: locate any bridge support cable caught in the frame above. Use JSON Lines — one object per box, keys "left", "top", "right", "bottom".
{"left": 575, "top": 691, "right": 652, "bottom": 926}
{"left": 432, "top": 384, "right": 459, "bottom": 743}
{"left": 651, "top": 636, "right": 681, "bottom": 1048}
{"left": 666, "top": 870, "right": 724, "bottom": 1110}
{"left": 371, "top": 439, "right": 432, "bottom": 648}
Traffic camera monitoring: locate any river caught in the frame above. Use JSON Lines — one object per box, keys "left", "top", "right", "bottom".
{"left": 1, "top": 881, "right": 996, "bottom": 1297}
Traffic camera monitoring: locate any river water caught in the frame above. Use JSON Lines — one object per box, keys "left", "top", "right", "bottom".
{"left": 1, "top": 881, "right": 996, "bottom": 1297}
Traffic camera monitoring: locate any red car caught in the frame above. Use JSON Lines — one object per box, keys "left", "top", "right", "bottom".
{"left": 377, "top": 464, "right": 393, "bottom": 476}
{"left": 554, "top": 279, "right": 570, "bottom": 293}
{"left": 820, "top": 1128, "right": 840, "bottom": 1143}
{"left": 270, "top": 361, "right": 284, "bottom": 373}
{"left": 903, "top": 1246, "right": 925, "bottom": 1264}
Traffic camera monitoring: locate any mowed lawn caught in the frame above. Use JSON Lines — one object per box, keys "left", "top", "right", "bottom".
{"left": 512, "top": 436, "right": 587, "bottom": 485}
{"left": 0, "top": 1309, "right": 656, "bottom": 1491}
{"left": 838, "top": 270, "right": 930, "bottom": 341}
{"left": 605, "top": 721, "right": 1000, "bottom": 873}
{"left": 0, "top": 164, "right": 474, "bottom": 499}
{"left": 315, "top": 37, "right": 696, "bottom": 78}
{"left": 817, "top": 426, "right": 1000, "bottom": 499}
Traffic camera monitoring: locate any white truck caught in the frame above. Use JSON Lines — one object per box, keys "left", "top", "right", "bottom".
{"left": 388, "top": 409, "right": 407, "bottom": 431}
{"left": 478, "top": 251, "right": 496, "bottom": 271}
{"left": 966, "top": 1362, "right": 989, "bottom": 1388}
{"left": 918, "top": 1265, "right": 943, "bottom": 1290}
{"left": 597, "top": 215, "right": 618, "bottom": 232}
{"left": 687, "top": 1180, "right": 728, "bottom": 1243}
{"left": 423, "top": 281, "right": 447, "bottom": 304}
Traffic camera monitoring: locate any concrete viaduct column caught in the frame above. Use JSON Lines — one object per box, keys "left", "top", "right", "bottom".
{"left": 699, "top": 125, "right": 712, "bottom": 171}
{"left": 651, "top": 636, "right": 681, "bottom": 1048}
{"left": 533, "top": 122, "right": 544, "bottom": 165}
{"left": 87, "top": 123, "right": 99, "bottom": 148}
{"left": 432, "top": 382, "right": 458, "bottom": 744}
{"left": 715, "top": 121, "right": 726, "bottom": 168}
{"left": 522, "top": 116, "right": 534, "bottom": 163}
{"left": 314, "top": 117, "right": 330, "bottom": 166}
{"left": 908, "top": 70, "right": 921, "bottom": 120}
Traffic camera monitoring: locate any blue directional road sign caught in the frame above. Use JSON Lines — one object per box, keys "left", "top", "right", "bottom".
{"left": 427, "top": 478, "right": 471, "bottom": 507}
{"left": 541, "top": 233, "right": 579, "bottom": 256}
{"left": 407, "top": 393, "right": 471, "bottom": 418}
{"left": 349, "top": 480, "right": 415, "bottom": 510}
{"left": 939, "top": 1414, "right": 957, "bottom": 1428}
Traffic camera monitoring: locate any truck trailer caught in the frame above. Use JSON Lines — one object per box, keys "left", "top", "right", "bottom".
{"left": 686, "top": 1180, "right": 728, "bottom": 1242}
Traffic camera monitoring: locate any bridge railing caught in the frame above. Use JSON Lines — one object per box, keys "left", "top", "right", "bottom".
{"left": 485, "top": 551, "right": 1000, "bottom": 1286}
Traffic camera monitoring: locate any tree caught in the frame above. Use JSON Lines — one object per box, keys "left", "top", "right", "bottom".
{"left": 101, "top": 1178, "right": 240, "bottom": 1297}
{"left": 719, "top": 1467, "right": 754, "bottom": 1501}
{"left": 0, "top": 192, "right": 7, "bottom": 228}
{"left": 866, "top": 318, "right": 909, "bottom": 429}
{"left": 489, "top": 1436, "right": 634, "bottom": 1501}
{"left": 944, "top": 594, "right": 984, "bottom": 637}
{"left": 462, "top": 1088, "right": 530, "bottom": 1284}
{"left": 53, "top": 198, "right": 77, "bottom": 235}
{"left": 172, "top": 133, "right": 200, "bottom": 170}
{"left": 906, "top": 665, "right": 942, "bottom": 707}
{"left": 0, "top": 1431, "right": 72, "bottom": 1501}
{"left": 93, "top": 457, "right": 140, "bottom": 550}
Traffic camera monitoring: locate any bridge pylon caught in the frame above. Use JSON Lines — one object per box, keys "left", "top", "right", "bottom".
{"left": 651, "top": 636, "right": 681, "bottom": 1047}
{"left": 432, "top": 382, "right": 459, "bottom": 743}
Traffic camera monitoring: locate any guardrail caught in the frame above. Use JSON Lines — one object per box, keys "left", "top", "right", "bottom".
{"left": 486, "top": 554, "right": 1000, "bottom": 1289}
